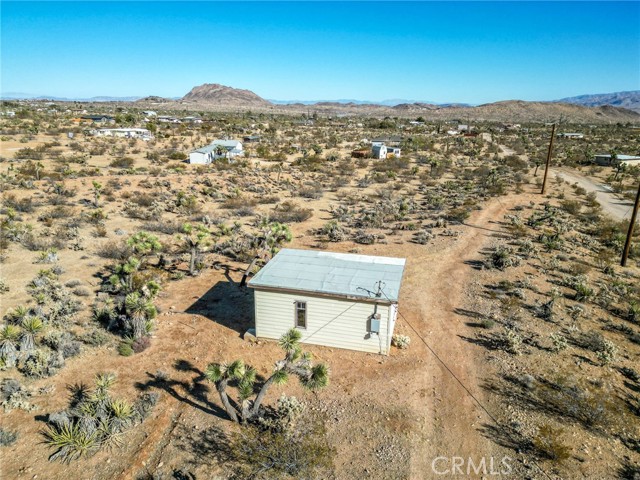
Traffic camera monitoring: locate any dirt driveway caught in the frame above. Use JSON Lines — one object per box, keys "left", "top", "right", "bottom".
{"left": 552, "top": 168, "right": 635, "bottom": 221}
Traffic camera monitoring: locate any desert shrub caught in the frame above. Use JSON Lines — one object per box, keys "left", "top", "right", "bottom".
{"left": 531, "top": 425, "right": 571, "bottom": 461}
{"left": 20, "top": 349, "right": 61, "bottom": 378}
{"left": 445, "top": 207, "right": 471, "bottom": 223}
{"left": 560, "top": 199, "right": 582, "bottom": 216}
{"left": 35, "top": 248, "right": 59, "bottom": 264}
{"left": 228, "top": 411, "right": 334, "bottom": 479}
{"left": 0, "top": 278, "right": 9, "bottom": 294}
{"left": 318, "top": 221, "right": 349, "bottom": 242}
{"left": 391, "top": 334, "right": 411, "bottom": 349}
{"left": 489, "top": 246, "right": 520, "bottom": 270}
{"left": 550, "top": 333, "right": 569, "bottom": 352}
{"left": 72, "top": 287, "right": 91, "bottom": 297}
{"left": 109, "top": 157, "right": 135, "bottom": 169}
{"left": 270, "top": 201, "right": 313, "bottom": 223}
{"left": 353, "top": 230, "right": 377, "bottom": 245}
{"left": 96, "top": 240, "right": 132, "bottom": 260}
{"left": 131, "top": 336, "right": 151, "bottom": 353}
{"left": 117, "top": 342, "right": 134, "bottom": 357}
{"left": 413, "top": 230, "right": 433, "bottom": 245}
{"left": 297, "top": 183, "right": 324, "bottom": 199}
{"left": 0, "top": 428, "right": 18, "bottom": 447}
{"left": 81, "top": 329, "right": 110, "bottom": 347}
{"left": 503, "top": 329, "right": 523, "bottom": 354}
{"left": 481, "top": 318, "right": 496, "bottom": 329}
{"left": 3, "top": 194, "right": 35, "bottom": 213}
{"left": 143, "top": 220, "right": 183, "bottom": 235}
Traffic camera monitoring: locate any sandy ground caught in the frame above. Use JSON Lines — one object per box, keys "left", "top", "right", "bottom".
{"left": 1, "top": 182, "right": 544, "bottom": 479}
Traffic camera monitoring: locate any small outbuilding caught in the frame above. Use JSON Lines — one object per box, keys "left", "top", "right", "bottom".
{"left": 248, "top": 249, "right": 406, "bottom": 355}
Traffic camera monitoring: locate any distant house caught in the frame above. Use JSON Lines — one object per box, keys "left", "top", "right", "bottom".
{"left": 557, "top": 133, "right": 584, "bottom": 139}
{"left": 182, "top": 116, "right": 203, "bottom": 124}
{"left": 243, "top": 135, "right": 261, "bottom": 143}
{"left": 248, "top": 249, "right": 406, "bottom": 355}
{"left": 158, "top": 115, "right": 180, "bottom": 123}
{"left": 142, "top": 111, "right": 157, "bottom": 117}
{"left": 372, "top": 144, "right": 388, "bottom": 159}
{"left": 189, "top": 139, "right": 244, "bottom": 164}
{"left": 457, "top": 124, "right": 469, "bottom": 132}
{"left": 594, "top": 154, "right": 640, "bottom": 167}
{"left": 92, "top": 128, "right": 153, "bottom": 140}
{"left": 80, "top": 115, "right": 114, "bottom": 123}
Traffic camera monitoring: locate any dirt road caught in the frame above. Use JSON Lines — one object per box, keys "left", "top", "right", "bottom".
{"left": 552, "top": 168, "right": 634, "bottom": 221}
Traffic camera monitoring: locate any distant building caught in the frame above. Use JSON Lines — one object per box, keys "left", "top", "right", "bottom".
{"left": 80, "top": 115, "right": 114, "bottom": 123}
{"left": 158, "top": 115, "right": 180, "bottom": 123}
{"left": 189, "top": 139, "right": 244, "bottom": 164}
{"left": 142, "top": 111, "right": 157, "bottom": 117}
{"left": 457, "top": 124, "right": 469, "bottom": 132}
{"left": 557, "top": 133, "right": 584, "bottom": 139}
{"left": 182, "top": 116, "right": 203, "bottom": 124}
{"left": 243, "top": 135, "right": 261, "bottom": 143}
{"left": 387, "top": 146, "right": 402, "bottom": 158}
{"left": 594, "top": 154, "right": 640, "bottom": 167}
{"left": 92, "top": 128, "right": 153, "bottom": 140}
{"left": 372, "top": 144, "right": 388, "bottom": 159}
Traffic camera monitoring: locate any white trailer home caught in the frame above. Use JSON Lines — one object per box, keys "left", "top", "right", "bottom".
{"left": 189, "top": 140, "right": 244, "bottom": 164}
{"left": 248, "top": 249, "right": 406, "bottom": 355}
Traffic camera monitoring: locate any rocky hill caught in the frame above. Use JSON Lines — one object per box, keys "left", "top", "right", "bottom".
{"left": 182, "top": 83, "right": 271, "bottom": 107}
{"left": 556, "top": 90, "right": 640, "bottom": 113}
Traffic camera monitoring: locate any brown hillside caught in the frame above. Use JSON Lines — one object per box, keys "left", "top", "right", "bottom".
{"left": 182, "top": 83, "right": 271, "bottom": 107}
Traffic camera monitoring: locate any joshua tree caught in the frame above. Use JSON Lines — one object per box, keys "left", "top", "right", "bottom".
{"left": 126, "top": 232, "right": 162, "bottom": 266}
{"left": 178, "top": 223, "right": 213, "bottom": 276}
{"left": 20, "top": 316, "right": 43, "bottom": 354}
{"left": 124, "top": 292, "right": 157, "bottom": 339}
{"left": 91, "top": 181, "right": 102, "bottom": 208}
{"left": 0, "top": 324, "right": 21, "bottom": 368}
{"left": 205, "top": 328, "right": 329, "bottom": 423}
{"left": 239, "top": 221, "right": 292, "bottom": 287}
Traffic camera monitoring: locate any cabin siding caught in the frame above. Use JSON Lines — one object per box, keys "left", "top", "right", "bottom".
{"left": 254, "top": 289, "right": 392, "bottom": 354}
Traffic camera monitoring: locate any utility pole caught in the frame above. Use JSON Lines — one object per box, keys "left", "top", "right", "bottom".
{"left": 540, "top": 123, "right": 556, "bottom": 195}
{"left": 621, "top": 181, "right": 640, "bottom": 267}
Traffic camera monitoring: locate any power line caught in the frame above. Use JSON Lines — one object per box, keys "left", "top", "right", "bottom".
{"left": 380, "top": 289, "right": 554, "bottom": 480}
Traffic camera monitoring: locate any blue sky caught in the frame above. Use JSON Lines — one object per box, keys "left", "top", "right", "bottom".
{"left": 1, "top": 1, "right": 639, "bottom": 104}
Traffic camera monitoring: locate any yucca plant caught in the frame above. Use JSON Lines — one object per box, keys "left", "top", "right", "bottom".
{"left": 7, "top": 305, "right": 29, "bottom": 324}
{"left": 205, "top": 328, "right": 329, "bottom": 424}
{"left": 19, "top": 316, "right": 43, "bottom": 354}
{"left": 42, "top": 423, "right": 98, "bottom": 463}
{"left": 0, "top": 324, "right": 21, "bottom": 368}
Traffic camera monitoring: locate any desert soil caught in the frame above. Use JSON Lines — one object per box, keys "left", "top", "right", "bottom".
{"left": 1, "top": 183, "right": 546, "bottom": 479}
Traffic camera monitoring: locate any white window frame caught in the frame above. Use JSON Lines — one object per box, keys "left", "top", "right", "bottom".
{"left": 295, "top": 301, "right": 307, "bottom": 329}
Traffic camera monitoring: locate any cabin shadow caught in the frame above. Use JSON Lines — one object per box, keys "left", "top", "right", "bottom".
{"left": 185, "top": 280, "right": 254, "bottom": 336}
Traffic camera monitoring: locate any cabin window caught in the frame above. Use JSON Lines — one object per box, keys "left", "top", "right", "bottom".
{"left": 295, "top": 301, "right": 307, "bottom": 329}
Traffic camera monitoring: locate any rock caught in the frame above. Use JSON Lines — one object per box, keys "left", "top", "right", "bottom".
{"left": 243, "top": 328, "right": 258, "bottom": 343}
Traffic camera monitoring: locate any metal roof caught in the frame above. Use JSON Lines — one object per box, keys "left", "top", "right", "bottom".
{"left": 192, "top": 139, "right": 242, "bottom": 154}
{"left": 248, "top": 248, "right": 406, "bottom": 303}
{"left": 595, "top": 154, "right": 640, "bottom": 160}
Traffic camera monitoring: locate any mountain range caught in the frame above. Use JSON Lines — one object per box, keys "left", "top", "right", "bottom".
{"left": 3, "top": 84, "right": 640, "bottom": 122}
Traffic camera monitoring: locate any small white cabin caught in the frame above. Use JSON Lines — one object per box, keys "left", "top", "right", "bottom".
{"left": 372, "top": 144, "right": 388, "bottom": 159}
{"left": 248, "top": 249, "right": 406, "bottom": 355}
